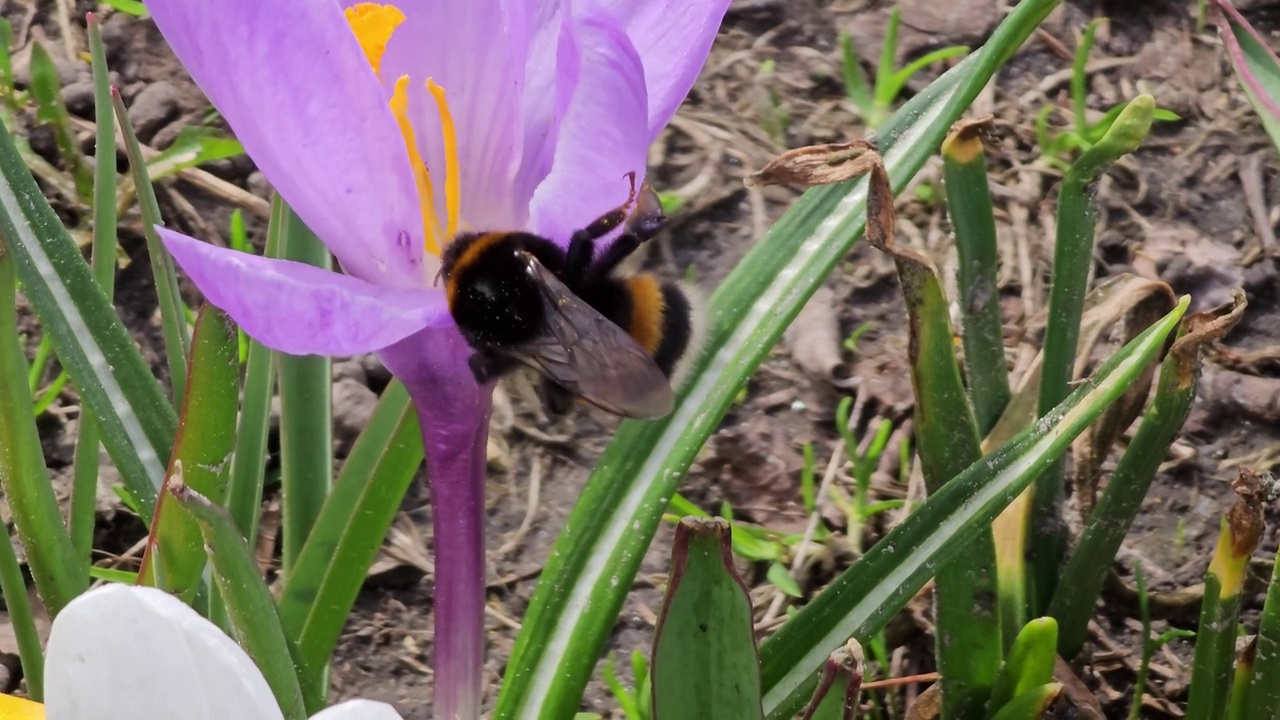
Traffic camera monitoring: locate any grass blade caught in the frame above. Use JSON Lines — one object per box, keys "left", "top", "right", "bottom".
{"left": 225, "top": 199, "right": 284, "bottom": 545}
{"left": 1244, "top": 542, "right": 1280, "bottom": 717}
{"left": 27, "top": 42, "right": 91, "bottom": 198}
{"left": 0, "top": 223, "right": 88, "bottom": 619}
{"left": 758, "top": 298, "right": 1186, "bottom": 719}
{"left": 494, "top": 3, "right": 1064, "bottom": 716}
{"left": 111, "top": 88, "right": 190, "bottom": 406}
{"left": 275, "top": 202, "right": 333, "bottom": 576}
{"left": 70, "top": 10, "right": 120, "bottom": 567}
{"left": 0, "top": 113, "right": 173, "bottom": 518}
{"left": 278, "top": 380, "right": 422, "bottom": 692}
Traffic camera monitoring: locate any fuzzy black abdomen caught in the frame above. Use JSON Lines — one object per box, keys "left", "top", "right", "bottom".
{"left": 445, "top": 232, "right": 561, "bottom": 348}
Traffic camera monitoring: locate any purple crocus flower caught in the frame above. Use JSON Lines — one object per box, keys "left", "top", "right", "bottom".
{"left": 143, "top": 0, "right": 729, "bottom": 717}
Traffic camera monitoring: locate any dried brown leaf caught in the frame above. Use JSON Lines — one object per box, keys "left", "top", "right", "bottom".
{"left": 745, "top": 140, "right": 879, "bottom": 188}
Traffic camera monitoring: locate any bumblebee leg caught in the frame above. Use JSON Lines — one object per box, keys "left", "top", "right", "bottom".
{"left": 539, "top": 377, "right": 577, "bottom": 415}
{"left": 582, "top": 184, "right": 667, "bottom": 280}
{"left": 467, "top": 347, "right": 517, "bottom": 384}
{"left": 566, "top": 172, "right": 641, "bottom": 278}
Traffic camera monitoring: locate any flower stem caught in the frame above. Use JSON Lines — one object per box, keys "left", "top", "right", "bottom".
{"left": 381, "top": 328, "right": 492, "bottom": 720}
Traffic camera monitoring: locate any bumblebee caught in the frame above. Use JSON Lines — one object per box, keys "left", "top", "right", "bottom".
{"left": 440, "top": 173, "right": 697, "bottom": 420}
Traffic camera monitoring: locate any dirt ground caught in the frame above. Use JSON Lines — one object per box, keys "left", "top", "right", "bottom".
{"left": 6, "top": 0, "right": 1280, "bottom": 717}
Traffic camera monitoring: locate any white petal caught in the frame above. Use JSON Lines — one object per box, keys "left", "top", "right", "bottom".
{"left": 310, "top": 699, "right": 405, "bottom": 720}
{"left": 45, "top": 585, "right": 283, "bottom": 720}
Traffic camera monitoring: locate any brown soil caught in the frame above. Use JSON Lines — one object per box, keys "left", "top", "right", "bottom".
{"left": 6, "top": 0, "right": 1280, "bottom": 717}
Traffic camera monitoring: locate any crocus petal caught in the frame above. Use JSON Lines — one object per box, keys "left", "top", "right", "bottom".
{"left": 161, "top": 229, "right": 449, "bottom": 356}
{"left": 377, "top": 329, "right": 491, "bottom": 720}
{"left": 310, "top": 700, "right": 405, "bottom": 720}
{"left": 45, "top": 585, "right": 283, "bottom": 720}
{"left": 145, "top": 0, "right": 427, "bottom": 287}
{"left": 594, "top": 0, "right": 733, "bottom": 134}
{"left": 511, "top": 2, "right": 577, "bottom": 218}
{"left": 528, "top": 11, "right": 649, "bottom": 245}
{"left": 380, "top": 0, "right": 530, "bottom": 230}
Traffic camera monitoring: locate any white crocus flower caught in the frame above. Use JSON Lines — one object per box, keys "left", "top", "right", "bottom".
{"left": 42, "top": 584, "right": 402, "bottom": 720}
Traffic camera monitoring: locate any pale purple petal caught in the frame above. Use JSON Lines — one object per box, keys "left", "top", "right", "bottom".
{"left": 511, "top": 2, "right": 578, "bottom": 218}
{"left": 377, "top": 330, "right": 491, "bottom": 720}
{"left": 45, "top": 585, "right": 283, "bottom": 720}
{"left": 161, "top": 229, "right": 449, "bottom": 357}
{"left": 594, "top": 0, "right": 733, "bottom": 135}
{"left": 380, "top": 0, "right": 530, "bottom": 230}
{"left": 528, "top": 12, "right": 649, "bottom": 245}
{"left": 145, "top": 0, "right": 428, "bottom": 288}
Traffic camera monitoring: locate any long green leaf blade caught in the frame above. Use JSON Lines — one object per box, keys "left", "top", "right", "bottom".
{"left": 0, "top": 210, "right": 88, "bottom": 621}
{"left": 758, "top": 298, "right": 1186, "bottom": 719}
{"left": 70, "top": 10, "right": 120, "bottom": 567}
{"left": 278, "top": 380, "right": 421, "bottom": 689}
{"left": 0, "top": 113, "right": 174, "bottom": 517}
{"left": 1051, "top": 292, "right": 1246, "bottom": 658}
{"left": 275, "top": 202, "right": 333, "bottom": 576}
{"left": 495, "top": 2, "right": 1062, "bottom": 717}
{"left": 112, "top": 88, "right": 190, "bottom": 406}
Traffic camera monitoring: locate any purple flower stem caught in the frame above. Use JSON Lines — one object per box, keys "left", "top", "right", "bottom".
{"left": 380, "top": 329, "right": 492, "bottom": 720}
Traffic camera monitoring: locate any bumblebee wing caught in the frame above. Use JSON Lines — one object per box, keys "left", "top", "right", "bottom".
{"left": 505, "top": 254, "right": 674, "bottom": 419}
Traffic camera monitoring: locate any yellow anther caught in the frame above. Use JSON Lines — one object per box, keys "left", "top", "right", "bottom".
{"left": 345, "top": 3, "right": 405, "bottom": 75}
{"left": 389, "top": 76, "right": 443, "bottom": 256}
{"left": 426, "top": 79, "right": 461, "bottom": 241}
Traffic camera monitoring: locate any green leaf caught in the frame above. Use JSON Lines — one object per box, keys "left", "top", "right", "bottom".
{"left": 28, "top": 42, "right": 91, "bottom": 198}
{"left": 866, "top": 162, "right": 996, "bottom": 718}
{"left": 1214, "top": 0, "right": 1280, "bottom": 153}
{"left": 0, "top": 218, "right": 88, "bottom": 620}
{"left": 70, "top": 9, "right": 120, "bottom": 571}
{"left": 171, "top": 482, "right": 309, "bottom": 719}
{"left": 988, "top": 683, "right": 1062, "bottom": 720}
{"left": 797, "top": 641, "right": 862, "bottom": 720}
{"left": 224, "top": 199, "right": 283, "bottom": 546}
{"left": 275, "top": 201, "right": 333, "bottom": 575}
{"left": 941, "top": 119, "right": 1009, "bottom": 435}
{"left": 112, "top": 87, "right": 191, "bottom": 407}
{"left": 494, "top": 3, "right": 1062, "bottom": 717}
{"left": 767, "top": 562, "right": 802, "bottom": 599}
{"left": 987, "top": 617, "right": 1058, "bottom": 715}
{"left": 1051, "top": 293, "right": 1245, "bottom": 658}
{"left": 138, "top": 305, "right": 239, "bottom": 599}
{"left": 757, "top": 299, "right": 1186, "bottom": 720}
{"left": 278, "top": 381, "right": 422, "bottom": 692}
{"left": 147, "top": 127, "right": 245, "bottom": 182}
{"left": 652, "top": 518, "right": 764, "bottom": 720}
{"left": 1031, "top": 94, "right": 1156, "bottom": 612}
{"left": 101, "top": 0, "right": 147, "bottom": 16}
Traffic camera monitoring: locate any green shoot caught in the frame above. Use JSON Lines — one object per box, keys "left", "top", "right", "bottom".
{"left": 842, "top": 321, "right": 873, "bottom": 353}
{"left": 756, "top": 59, "right": 790, "bottom": 141}
{"left": 228, "top": 209, "right": 252, "bottom": 362}
{"left": 839, "top": 7, "right": 968, "bottom": 128}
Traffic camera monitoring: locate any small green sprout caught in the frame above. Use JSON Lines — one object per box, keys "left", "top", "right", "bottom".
{"left": 840, "top": 6, "right": 968, "bottom": 128}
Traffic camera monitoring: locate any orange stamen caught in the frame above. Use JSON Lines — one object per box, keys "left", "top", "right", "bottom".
{"left": 344, "top": 4, "right": 405, "bottom": 75}
{"left": 389, "top": 76, "right": 443, "bottom": 256}
{"left": 426, "top": 79, "right": 461, "bottom": 241}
